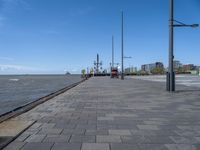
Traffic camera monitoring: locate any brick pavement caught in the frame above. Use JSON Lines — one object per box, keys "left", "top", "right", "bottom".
{"left": 4, "top": 77, "right": 200, "bottom": 150}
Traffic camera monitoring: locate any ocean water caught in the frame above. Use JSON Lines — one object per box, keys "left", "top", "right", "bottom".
{"left": 0, "top": 75, "right": 82, "bottom": 116}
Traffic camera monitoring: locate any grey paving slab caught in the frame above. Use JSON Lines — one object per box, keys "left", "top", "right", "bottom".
{"left": 111, "top": 143, "right": 139, "bottom": 150}
{"left": 3, "top": 142, "right": 26, "bottom": 150}
{"left": 81, "top": 143, "right": 110, "bottom": 150}
{"left": 169, "top": 136, "right": 198, "bottom": 144}
{"left": 85, "top": 130, "right": 108, "bottom": 135}
{"left": 138, "top": 144, "right": 169, "bottom": 150}
{"left": 38, "top": 128, "right": 62, "bottom": 135}
{"left": 4, "top": 77, "right": 200, "bottom": 149}
{"left": 96, "top": 135, "right": 121, "bottom": 143}
{"left": 70, "top": 135, "right": 95, "bottom": 143}
{"left": 51, "top": 143, "right": 81, "bottom": 150}
{"left": 25, "top": 134, "right": 46, "bottom": 143}
{"left": 137, "top": 125, "right": 159, "bottom": 130}
{"left": 109, "top": 130, "right": 131, "bottom": 136}
{"left": 15, "top": 133, "right": 30, "bottom": 142}
{"left": 62, "top": 129, "right": 85, "bottom": 135}
{"left": 21, "top": 142, "right": 53, "bottom": 150}
{"left": 121, "top": 135, "right": 151, "bottom": 144}
{"left": 43, "top": 135, "right": 70, "bottom": 143}
{"left": 165, "top": 144, "right": 197, "bottom": 150}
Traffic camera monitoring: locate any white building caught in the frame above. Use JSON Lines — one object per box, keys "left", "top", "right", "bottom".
{"left": 125, "top": 67, "right": 137, "bottom": 74}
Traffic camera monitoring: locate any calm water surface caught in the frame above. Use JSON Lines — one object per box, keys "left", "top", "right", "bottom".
{"left": 0, "top": 75, "right": 82, "bottom": 116}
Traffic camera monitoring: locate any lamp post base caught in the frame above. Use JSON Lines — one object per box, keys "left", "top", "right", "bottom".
{"left": 166, "top": 72, "right": 175, "bottom": 92}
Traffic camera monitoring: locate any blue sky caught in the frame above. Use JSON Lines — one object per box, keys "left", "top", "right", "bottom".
{"left": 0, "top": 0, "right": 200, "bottom": 74}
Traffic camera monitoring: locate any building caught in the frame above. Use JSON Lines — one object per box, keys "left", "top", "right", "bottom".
{"left": 155, "top": 62, "right": 164, "bottom": 69}
{"left": 125, "top": 67, "right": 137, "bottom": 74}
{"left": 173, "top": 60, "right": 183, "bottom": 69}
{"left": 141, "top": 63, "right": 155, "bottom": 73}
{"left": 183, "top": 64, "right": 196, "bottom": 71}
{"left": 141, "top": 62, "right": 164, "bottom": 74}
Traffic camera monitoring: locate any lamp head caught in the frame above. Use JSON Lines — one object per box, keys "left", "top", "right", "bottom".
{"left": 191, "top": 24, "right": 199, "bottom": 28}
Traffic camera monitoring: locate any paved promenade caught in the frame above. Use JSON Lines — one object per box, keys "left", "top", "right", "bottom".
{"left": 4, "top": 77, "right": 200, "bottom": 150}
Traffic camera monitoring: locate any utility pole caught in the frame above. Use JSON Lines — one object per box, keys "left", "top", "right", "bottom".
{"left": 121, "top": 11, "right": 124, "bottom": 80}
{"left": 112, "top": 36, "right": 114, "bottom": 68}
{"left": 167, "top": 0, "right": 198, "bottom": 92}
{"left": 168, "top": 0, "right": 175, "bottom": 91}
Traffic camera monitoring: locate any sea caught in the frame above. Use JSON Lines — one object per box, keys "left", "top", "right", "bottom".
{"left": 0, "top": 75, "right": 82, "bottom": 116}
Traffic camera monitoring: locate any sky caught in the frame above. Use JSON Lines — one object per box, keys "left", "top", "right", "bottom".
{"left": 0, "top": 0, "right": 200, "bottom": 74}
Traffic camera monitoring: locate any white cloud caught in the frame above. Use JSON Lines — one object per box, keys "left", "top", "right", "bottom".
{"left": 0, "top": 64, "right": 33, "bottom": 71}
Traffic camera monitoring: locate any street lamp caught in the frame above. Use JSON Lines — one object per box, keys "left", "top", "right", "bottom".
{"left": 110, "top": 36, "right": 115, "bottom": 78}
{"left": 121, "top": 11, "right": 124, "bottom": 80}
{"left": 124, "top": 56, "right": 132, "bottom": 59}
{"left": 167, "top": 0, "right": 198, "bottom": 92}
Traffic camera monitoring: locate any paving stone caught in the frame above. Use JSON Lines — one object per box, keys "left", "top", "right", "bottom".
{"left": 116, "top": 124, "right": 137, "bottom": 129}
{"left": 98, "top": 117, "right": 114, "bottom": 121}
{"left": 15, "top": 133, "right": 30, "bottom": 142}
{"left": 137, "top": 125, "right": 159, "bottom": 130}
{"left": 76, "top": 124, "right": 96, "bottom": 130}
{"left": 174, "top": 130, "right": 200, "bottom": 137}
{"left": 138, "top": 144, "right": 168, "bottom": 150}
{"left": 29, "top": 123, "right": 42, "bottom": 129}
{"left": 165, "top": 144, "right": 196, "bottom": 150}
{"left": 25, "top": 134, "right": 46, "bottom": 142}
{"left": 62, "top": 129, "right": 85, "bottom": 135}
{"left": 111, "top": 143, "right": 139, "bottom": 150}
{"left": 38, "top": 128, "right": 62, "bottom": 135}
{"left": 21, "top": 142, "right": 53, "bottom": 150}
{"left": 169, "top": 136, "right": 198, "bottom": 144}
{"left": 194, "top": 144, "right": 200, "bottom": 150}
{"left": 40, "top": 123, "right": 56, "bottom": 129}
{"left": 131, "top": 129, "right": 177, "bottom": 136}
{"left": 96, "top": 135, "right": 121, "bottom": 143}
{"left": 81, "top": 143, "right": 110, "bottom": 150}
{"left": 51, "top": 143, "right": 81, "bottom": 150}
{"left": 109, "top": 130, "right": 131, "bottom": 136}
{"left": 194, "top": 137, "right": 200, "bottom": 143}
{"left": 149, "top": 136, "right": 174, "bottom": 144}
{"left": 55, "top": 123, "right": 76, "bottom": 129}
{"left": 70, "top": 135, "right": 95, "bottom": 143}
{"left": 43, "top": 135, "right": 70, "bottom": 142}
{"left": 85, "top": 130, "right": 108, "bottom": 135}
{"left": 121, "top": 135, "right": 151, "bottom": 144}
{"left": 3, "top": 142, "right": 26, "bottom": 150}
{"left": 107, "top": 113, "right": 137, "bottom": 117}
{"left": 24, "top": 127, "right": 41, "bottom": 134}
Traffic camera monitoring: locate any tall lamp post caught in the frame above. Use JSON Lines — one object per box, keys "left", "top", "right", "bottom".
{"left": 167, "top": 0, "right": 198, "bottom": 92}
{"left": 110, "top": 36, "right": 115, "bottom": 78}
{"left": 121, "top": 11, "right": 124, "bottom": 80}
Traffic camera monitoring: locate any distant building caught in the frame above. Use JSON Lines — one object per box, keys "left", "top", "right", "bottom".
{"left": 173, "top": 60, "right": 183, "bottom": 69}
{"left": 183, "top": 64, "right": 196, "bottom": 71}
{"left": 155, "top": 62, "right": 164, "bottom": 69}
{"left": 141, "top": 62, "right": 164, "bottom": 74}
{"left": 125, "top": 67, "right": 137, "bottom": 74}
{"left": 141, "top": 63, "right": 155, "bottom": 73}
